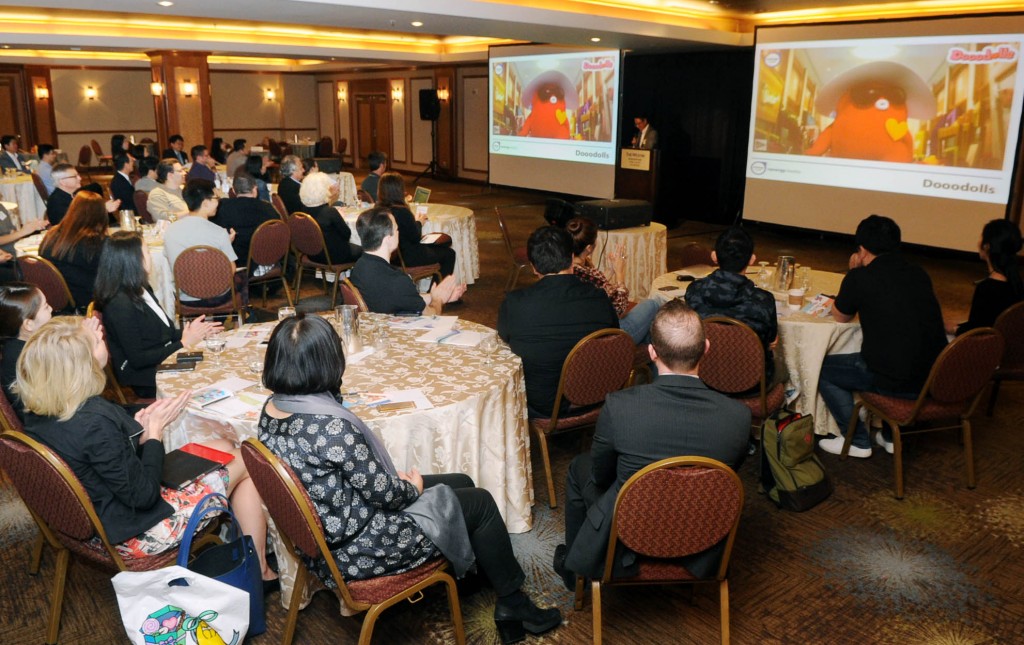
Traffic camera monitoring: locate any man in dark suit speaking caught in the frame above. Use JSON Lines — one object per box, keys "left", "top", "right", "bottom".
{"left": 555, "top": 299, "right": 750, "bottom": 586}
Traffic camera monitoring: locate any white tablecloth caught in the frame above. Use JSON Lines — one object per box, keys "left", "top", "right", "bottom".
{"left": 327, "top": 172, "right": 358, "bottom": 208}
{"left": 651, "top": 268, "right": 863, "bottom": 436}
{"left": 0, "top": 175, "right": 45, "bottom": 223}
{"left": 594, "top": 223, "right": 667, "bottom": 299}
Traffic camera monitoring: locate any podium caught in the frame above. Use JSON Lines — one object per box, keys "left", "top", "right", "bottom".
{"left": 615, "top": 148, "right": 659, "bottom": 204}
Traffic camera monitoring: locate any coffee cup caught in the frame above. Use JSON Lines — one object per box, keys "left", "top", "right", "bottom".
{"left": 787, "top": 288, "right": 805, "bottom": 310}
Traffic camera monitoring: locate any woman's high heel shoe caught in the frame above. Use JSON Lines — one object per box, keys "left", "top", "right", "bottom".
{"left": 493, "top": 591, "right": 562, "bottom": 645}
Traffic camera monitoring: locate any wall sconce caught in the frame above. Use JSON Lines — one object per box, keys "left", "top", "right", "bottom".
{"left": 181, "top": 80, "right": 196, "bottom": 97}
{"left": 337, "top": 86, "right": 346, "bottom": 102}
{"left": 437, "top": 87, "right": 450, "bottom": 103}
{"left": 264, "top": 88, "right": 276, "bottom": 102}
{"left": 150, "top": 82, "right": 164, "bottom": 96}
{"left": 391, "top": 86, "right": 403, "bottom": 102}
{"left": 34, "top": 86, "right": 49, "bottom": 100}
{"left": 84, "top": 86, "right": 97, "bottom": 100}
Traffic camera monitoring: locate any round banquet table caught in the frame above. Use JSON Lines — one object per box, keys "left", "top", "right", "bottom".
{"left": 342, "top": 203, "right": 481, "bottom": 284}
{"left": 651, "top": 268, "right": 863, "bottom": 436}
{"left": 328, "top": 172, "right": 358, "bottom": 208}
{"left": 289, "top": 142, "right": 317, "bottom": 159}
{"left": 592, "top": 222, "right": 667, "bottom": 299}
{"left": 15, "top": 229, "right": 176, "bottom": 318}
{"left": 0, "top": 175, "right": 45, "bottom": 223}
{"left": 156, "top": 314, "right": 533, "bottom": 608}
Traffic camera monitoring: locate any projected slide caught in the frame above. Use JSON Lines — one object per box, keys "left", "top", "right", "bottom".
{"left": 490, "top": 50, "right": 620, "bottom": 166}
{"left": 747, "top": 35, "right": 1024, "bottom": 205}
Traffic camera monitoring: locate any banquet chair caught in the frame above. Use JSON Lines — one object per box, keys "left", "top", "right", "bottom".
{"left": 986, "top": 301, "right": 1024, "bottom": 415}
{"left": 287, "top": 213, "right": 356, "bottom": 308}
{"left": 247, "top": 219, "right": 294, "bottom": 308}
{"left": 239, "top": 439, "right": 466, "bottom": 645}
{"left": 173, "top": 246, "right": 246, "bottom": 327}
{"left": 318, "top": 136, "right": 333, "bottom": 157}
{"left": 0, "top": 431, "right": 221, "bottom": 645}
{"left": 394, "top": 245, "right": 442, "bottom": 287}
{"left": 700, "top": 316, "right": 784, "bottom": 437}
{"left": 340, "top": 278, "right": 368, "bottom": 312}
{"left": 495, "top": 207, "right": 530, "bottom": 292}
{"left": 337, "top": 138, "right": 348, "bottom": 168}
{"left": 270, "top": 193, "right": 289, "bottom": 220}
{"left": 76, "top": 145, "right": 92, "bottom": 180}
{"left": 678, "top": 242, "right": 714, "bottom": 268}
{"left": 133, "top": 190, "right": 153, "bottom": 224}
{"left": 17, "top": 255, "right": 76, "bottom": 314}
{"left": 90, "top": 139, "right": 112, "bottom": 170}
{"left": 357, "top": 189, "right": 374, "bottom": 204}
{"left": 574, "top": 456, "right": 743, "bottom": 645}
{"left": 530, "top": 328, "right": 635, "bottom": 507}
{"left": 31, "top": 172, "right": 49, "bottom": 202}
{"left": 0, "top": 386, "right": 22, "bottom": 433}
{"left": 841, "top": 327, "right": 1004, "bottom": 499}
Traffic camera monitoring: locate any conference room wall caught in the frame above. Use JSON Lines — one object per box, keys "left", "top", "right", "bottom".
{"left": 50, "top": 67, "right": 157, "bottom": 160}
{"left": 210, "top": 72, "right": 317, "bottom": 145}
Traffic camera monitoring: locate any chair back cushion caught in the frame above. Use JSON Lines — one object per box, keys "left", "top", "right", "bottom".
{"left": 173, "top": 246, "right": 234, "bottom": 300}
{"left": 319, "top": 137, "right": 334, "bottom": 156}
{"left": 240, "top": 440, "right": 324, "bottom": 559}
{"left": 0, "top": 384, "right": 22, "bottom": 433}
{"left": 249, "top": 219, "right": 291, "bottom": 267}
{"left": 929, "top": 328, "right": 1004, "bottom": 403}
{"left": 616, "top": 462, "right": 742, "bottom": 558}
{"left": 31, "top": 172, "right": 49, "bottom": 202}
{"left": 340, "top": 279, "right": 368, "bottom": 312}
{"left": 0, "top": 432, "right": 96, "bottom": 540}
{"left": 270, "top": 193, "right": 288, "bottom": 220}
{"left": 133, "top": 190, "right": 152, "bottom": 224}
{"left": 700, "top": 318, "right": 763, "bottom": 394}
{"left": 338, "top": 138, "right": 348, "bottom": 156}
{"left": 994, "top": 301, "right": 1024, "bottom": 370}
{"left": 90, "top": 139, "right": 103, "bottom": 156}
{"left": 287, "top": 213, "right": 326, "bottom": 258}
{"left": 77, "top": 145, "right": 92, "bottom": 166}
{"left": 18, "top": 255, "right": 73, "bottom": 311}
{"left": 678, "top": 243, "right": 713, "bottom": 268}
{"left": 562, "top": 330, "right": 635, "bottom": 407}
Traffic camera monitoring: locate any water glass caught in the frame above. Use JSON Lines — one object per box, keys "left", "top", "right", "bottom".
{"left": 277, "top": 306, "right": 296, "bottom": 321}
{"left": 248, "top": 361, "right": 264, "bottom": 375}
{"left": 204, "top": 337, "right": 227, "bottom": 365}
{"left": 480, "top": 333, "right": 499, "bottom": 365}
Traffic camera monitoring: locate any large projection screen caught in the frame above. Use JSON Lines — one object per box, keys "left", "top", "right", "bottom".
{"left": 744, "top": 17, "right": 1024, "bottom": 251}
{"left": 489, "top": 45, "right": 621, "bottom": 198}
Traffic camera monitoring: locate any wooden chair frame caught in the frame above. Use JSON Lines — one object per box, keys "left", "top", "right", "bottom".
{"left": 246, "top": 219, "right": 294, "bottom": 308}
{"left": 394, "top": 245, "right": 441, "bottom": 286}
{"left": 494, "top": 207, "right": 531, "bottom": 292}
{"left": 340, "top": 278, "right": 369, "bottom": 312}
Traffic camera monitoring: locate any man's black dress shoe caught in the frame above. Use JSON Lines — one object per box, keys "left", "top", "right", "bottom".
{"left": 493, "top": 592, "right": 562, "bottom": 644}
{"left": 552, "top": 544, "right": 577, "bottom": 592}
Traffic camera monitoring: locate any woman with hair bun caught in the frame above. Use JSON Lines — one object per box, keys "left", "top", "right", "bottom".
{"left": 951, "top": 218, "right": 1024, "bottom": 335}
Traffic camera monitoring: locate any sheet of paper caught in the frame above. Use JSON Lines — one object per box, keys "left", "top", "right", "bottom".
{"left": 210, "top": 376, "right": 259, "bottom": 392}
{"left": 205, "top": 391, "right": 269, "bottom": 421}
{"left": 387, "top": 315, "right": 458, "bottom": 331}
{"left": 346, "top": 346, "right": 374, "bottom": 364}
{"left": 415, "top": 327, "right": 484, "bottom": 346}
{"left": 420, "top": 232, "right": 444, "bottom": 244}
{"left": 224, "top": 328, "right": 270, "bottom": 349}
{"left": 367, "top": 388, "right": 433, "bottom": 410}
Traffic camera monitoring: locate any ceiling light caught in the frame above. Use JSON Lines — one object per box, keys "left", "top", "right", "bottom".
{"left": 591, "top": 37, "right": 601, "bottom": 42}
{"left": 411, "top": 21, "right": 423, "bottom": 27}
{"left": 158, "top": 1, "right": 174, "bottom": 6}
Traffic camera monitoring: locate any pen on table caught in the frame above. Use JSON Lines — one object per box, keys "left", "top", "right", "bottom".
{"left": 436, "top": 329, "right": 460, "bottom": 344}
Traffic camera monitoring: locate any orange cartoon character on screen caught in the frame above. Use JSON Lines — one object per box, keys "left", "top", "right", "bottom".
{"left": 518, "top": 70, "right": 576, "bottom": 139}
{"left": 805, "top": 61, "right": 936, "bottom": 163}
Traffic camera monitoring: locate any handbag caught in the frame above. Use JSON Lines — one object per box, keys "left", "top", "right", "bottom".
{"left": 177, "top": 492, "right": 266, "bottom": 636}
{"left": 112, "top": 564, "right": 249, "bottom": 645}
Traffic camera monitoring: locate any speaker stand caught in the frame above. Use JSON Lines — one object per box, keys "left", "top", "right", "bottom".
{"left": 415, "top": 119, "right": 442, "bottom": 183}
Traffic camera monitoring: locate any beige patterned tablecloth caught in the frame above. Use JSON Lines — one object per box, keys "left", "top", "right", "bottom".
{"left": 652, "top": 269, "right": 863, "bottom": 436}
{"left": 326, "top": 172, "right": 358, "bottom": 208}
{"left": 156, "top": 315, "right": 533, "bottom": 610}
{"left": 594, "top": 223, "right": 667, "bottom": 299}
{"left": 343, "top": 203, "right": 481, "bottom": 285}
{"left": 0, "top": 175, "right": 45, "bottom": 223}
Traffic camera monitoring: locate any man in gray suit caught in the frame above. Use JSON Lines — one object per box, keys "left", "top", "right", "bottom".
{"left": 0, "top": 135, "right": 29, "bottom": 173}
{"left": 555, "top": 299, "right": 750, "bottom": 587}
{"left": 631, "top": 116, "right": 658, "bottom": 150}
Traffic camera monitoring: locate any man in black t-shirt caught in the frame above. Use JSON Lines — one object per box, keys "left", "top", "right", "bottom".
{"left": 818, "top": 215, "right": 947, "bottom": 458}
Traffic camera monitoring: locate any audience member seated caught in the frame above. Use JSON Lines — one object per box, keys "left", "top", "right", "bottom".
{"left": 350, "top": 207, "right": 464, "bottom": 315}
{"left": 95, "top": 231, "right": 221, "bottom": 398}
{"left": 162, "top": 133, "right": 187, "bottom": 166}
{"left": 0, "top": 283, "right": 52, "bottom": 420}
{"left": 164, "top": 179, "right": 238, "bottom": 308}
{"left": 360, "top": 150, "right": 387, "bottom": 201}
{"left": 46, "top": 163, "right": 118, "bottom": 226}
{"left": 19, "top": 316, "right": 275, "bottom": 583}
{"left": 554, "top": 299, "right": 750, "bottom": 588}
{"left": 147, "top": 159, "right": 188, "bottom": 222}
{"left": 110, "top": 134, "right": 132, "bottom": 161}
{"left": 210, "top": 137, "right": 230, "bottom": 165}
{"left": 187, "top": 145, "right": 217, "bottom": 183}
{"left": 299, "top": 172, "right": 361, "bottom": 265}
{"left": 277, "top": 155, "right": 307, "bottom": 216}
{"left": 378, "top": 172, "right": 456, "bottom": 277}
{"left": 225, "top": 139, "right": 248, "bottom": 178}
{"left": 133, "top": 156, "right": 160, "bottom": 194}
{"left": 109, "top": 154, "right": 137, "bottom": 215}
{"left": 244, "top": 154, "right": 271, "bottom": 202}
{"left": 210, "top": 173, "right": 280, "bottom": 267}
{"left": 0, "top": 135, "right": 28, "bottom": 173}
{"left": 498, "top": 226, "right": 619, "bottom": 418}
{"left": 0, "top": 202, "right": 46, "bottom": 281}
{"left": 685, "top": 226, "right": 784, "bottom": 384}
{"left": 301, "top": 157, "right": 319, "bottom": 176}
{"left": 950, "top": 219, "right": 1023, "bottom": 336}
{"left": 258, "top": 314, "right": 560, "bottom": 644}
{"left": 818, "top": 215, "right": 947, "bottom": 459}
{"left": 566, "top": 216, "right": 660, "bottom": 344}
{"left": 35, "top": 144, "right": 58, "bottom": 195}
{"left": 39, "top": 191, "right": 110, "bottom": 308}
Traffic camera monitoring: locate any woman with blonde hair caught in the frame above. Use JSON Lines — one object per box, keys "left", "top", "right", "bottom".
{"left": 299, "top": 171, "right": 361, "bottom": 264}
{"left": 39, "top": 191, "right": 109, "bottom": 308}
{"left": 18, "top": 317, "right": 276, "bottom": 585}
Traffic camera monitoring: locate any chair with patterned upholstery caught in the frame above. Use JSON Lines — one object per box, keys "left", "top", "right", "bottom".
{"left": 172, "top": 246, "right": 246, "bottom": 326}
{"left": 530, "top": 328, "right": 635, "bottom": 507}
{"left": 31, "top": 172, "right": 49, "bottom": 202}
{"left": 574, "top": 456, "right": 743, "bottom": 645}
{"left": 286, "top": 213, "right": 356, "bottom": 308}
{"left": 90, "top": 139, "right": 111, "bottom": 169}
{"left": 17, "top": 255, "right": 76, "bottom": 314}
{"left": 0, "top": 386, "right": 22, "bottom": 434}
{"left": 76, "top": 145, "right": 92, "bottom": 180}
{"left": 133, "top": 190, "right": 153, "bottom": 224}
{"left": 318, "top": 136, "right": 334, "bottom": 157}
{"left": 986, "top": 301, "right": 1024, "bottom": 415}
{"left": 841, "top": 327, "right": 1004, "bottom": 499}
{"left": 340, "top": 278, "right": 369, "bottom": 312}
{"left": 700, "top": 316, "right": 784, "bottom": 437}
{"left": 394, "top": 245, "right": 442, "bottom": 287}
{"left": 239, "top": 438, "right": 465, "bottom": 645}
{"left": 247, "top": 219, "right": 294, "bottom": 308}
{"left": 495, "top": 207, "right": 530, "bottom": 292}
{"left": 357, "top": 189, "right": 374, "bottom": 204}
{"left": 678, "top": 242, "right": 714, "bottom": 268}
{"left": 270, "top": 193, "right": 289, "bottom": 220}
{"left": 0, "top": 431, "right": 220, "bottom": 645}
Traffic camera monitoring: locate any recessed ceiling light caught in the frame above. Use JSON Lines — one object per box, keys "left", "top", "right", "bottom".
{"left": 158, "top": 1, "right": 174, "bottom": 6}
{"left": 590, "top": 37, "right": 601, "bottom": 43}
{"left": 411, "top": 21, "right": 423, "bottom": 27}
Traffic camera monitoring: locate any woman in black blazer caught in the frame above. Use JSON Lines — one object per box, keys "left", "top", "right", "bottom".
{"left": 377, "top": 172, "right": 455, "bottom": 277}
{"left": 94, "top": 231, "right": 220, "bottom": 398}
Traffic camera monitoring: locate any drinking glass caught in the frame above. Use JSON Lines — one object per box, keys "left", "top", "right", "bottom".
{"left": 480, "top": 333, "right": 499, "bottom": 365}
{"left": 204, "top": 337, "right": 227, "bottom": 365}
{"left": 277, "top": 306, "right": 296, "bottom": 321}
